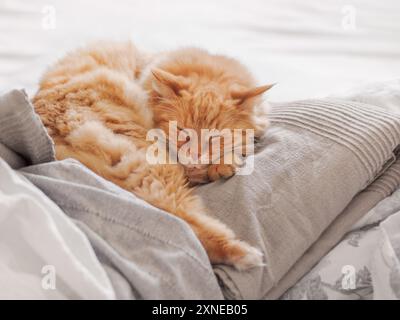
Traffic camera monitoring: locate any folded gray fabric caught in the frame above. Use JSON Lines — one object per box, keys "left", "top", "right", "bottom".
{"left": 196, "top": 99, "right": 400, "bottom": 299}
{"left": 0, "top": 89, "right": 54, "bottom": 167}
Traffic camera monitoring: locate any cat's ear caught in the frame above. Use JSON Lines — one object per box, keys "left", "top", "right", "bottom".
{"left": 151, "top": 68, "right": 190, "bottom": 97}
{"left": 230, "top": 84, "right": 274, "bottom": 107}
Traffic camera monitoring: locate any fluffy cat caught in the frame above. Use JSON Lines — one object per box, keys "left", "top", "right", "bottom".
{"left": 33, "top": 41, "right": 272, "bottom": 270}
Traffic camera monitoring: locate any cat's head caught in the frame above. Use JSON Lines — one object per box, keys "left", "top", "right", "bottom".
{"left": 147, "top": 68, "right": 272, "bottom": 184}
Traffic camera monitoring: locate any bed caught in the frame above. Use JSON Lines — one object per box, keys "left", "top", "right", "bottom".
{"left": 1, "top": 0, "right": 400, "bottom": 299}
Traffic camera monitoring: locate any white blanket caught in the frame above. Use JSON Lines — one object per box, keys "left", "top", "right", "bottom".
{"left": 0, "top": 158, "right": 115, "bottom": 299}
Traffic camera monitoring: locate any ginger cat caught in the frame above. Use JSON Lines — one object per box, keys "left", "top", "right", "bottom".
{"left": 33, "top": 41, "right": 272, "bottom": 270}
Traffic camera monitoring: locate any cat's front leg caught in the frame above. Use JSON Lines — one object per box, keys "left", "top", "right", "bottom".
{"left": 207, "top": 151, "right": 243, "bottom": 182}
{"left": 207, "top": 163, "right": 236, "bottom": 181}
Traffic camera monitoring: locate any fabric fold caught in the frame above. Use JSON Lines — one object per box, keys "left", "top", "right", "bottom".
{"left": 0, "top": 89, "right": 55, "bottom": 166}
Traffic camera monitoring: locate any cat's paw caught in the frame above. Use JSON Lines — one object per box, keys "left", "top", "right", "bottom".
{"left": 207, "top": 164, "right": 236, "bottom": 182}
{"left": 226, "top": 240, "right": 264, "bottom": 271}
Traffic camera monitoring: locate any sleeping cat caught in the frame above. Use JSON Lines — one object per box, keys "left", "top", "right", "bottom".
{"left": 33, "top": 41, "right": 272, "bottom": 270}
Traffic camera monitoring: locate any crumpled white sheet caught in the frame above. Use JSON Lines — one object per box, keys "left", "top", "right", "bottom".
{"left": 0, "top": 158, "right": 115, "bottom": 299}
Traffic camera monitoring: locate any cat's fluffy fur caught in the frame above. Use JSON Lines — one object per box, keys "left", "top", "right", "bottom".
{"left": 33, "top": 41, "right": 271, "bottom": 270}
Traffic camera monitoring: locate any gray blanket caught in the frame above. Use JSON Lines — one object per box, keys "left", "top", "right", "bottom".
{"left": 1, "top": 89, "right": 400, "bottom": 299}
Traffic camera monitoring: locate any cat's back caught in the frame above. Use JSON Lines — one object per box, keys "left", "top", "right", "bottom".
{"left": 39, "top": 41, "right": 145, "bottom": 88}
{"left": 142, "top": 47, "right": 256, "bottom": 90}
{"left": 33, "top": 41, "right": 152, "bottom": 139}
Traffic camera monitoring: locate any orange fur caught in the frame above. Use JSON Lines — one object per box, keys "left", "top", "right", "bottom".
{"left": 33, "top": 41, "right": 271, "bottom": 270}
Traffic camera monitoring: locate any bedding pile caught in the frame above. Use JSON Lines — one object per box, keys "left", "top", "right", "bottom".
{"left": 1, "top": 87, "right": 400, "bottom": 299}
{"left": 197, "top": 95, "right": 400, "bottom": 299}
